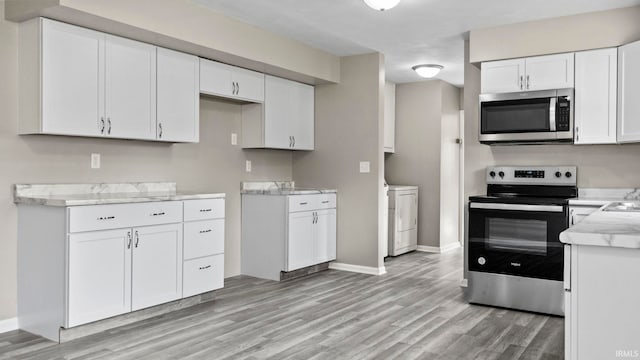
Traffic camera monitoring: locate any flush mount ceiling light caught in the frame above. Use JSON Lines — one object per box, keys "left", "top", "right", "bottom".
{"left": 412, "top": 64, "right": 444, "bottom": 78}
{"left": 363, "top": 0, "right": 401, "bottom": 11}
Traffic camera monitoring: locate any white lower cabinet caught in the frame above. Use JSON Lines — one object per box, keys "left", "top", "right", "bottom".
{"left": 242, "top": 193, "right": 337, "bottom": 281}
{"left": 17, "top": 197, "right": 226, "bottom": 342}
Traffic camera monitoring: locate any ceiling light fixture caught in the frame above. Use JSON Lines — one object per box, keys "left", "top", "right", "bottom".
{"left": 363, "top": 0, "right": 401, "bottom": 11}
{"left": 412, "top": 64, "right": 444, "bottom": 78}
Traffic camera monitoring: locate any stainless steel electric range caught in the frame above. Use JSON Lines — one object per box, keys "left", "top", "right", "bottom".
{"left": 467, "top": 166, "right": 577, "bottom": 316}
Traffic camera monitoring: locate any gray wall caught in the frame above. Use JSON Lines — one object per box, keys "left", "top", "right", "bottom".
{"left": 292, "top": 53, "right": 384, "bottom": 269}
{"left": 0, "top": 4, "right": 293, "bottom": 321}
{"left": 385, "top": 80, "right": 461, "bottom": 248}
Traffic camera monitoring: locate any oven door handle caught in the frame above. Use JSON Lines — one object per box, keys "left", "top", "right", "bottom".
{"left": 470, "top": 202, "right": 564, "bottom": 213}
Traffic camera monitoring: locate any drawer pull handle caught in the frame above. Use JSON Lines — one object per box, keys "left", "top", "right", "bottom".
{"left": 199, "top": 229, "right": 212, "bottom": 234}
{"left": 299, "top": 202, "right": 308, "bottom": 205}
{"left": 151, "top": 212, "right": 165, "bottom": 216}
{"left": 199, "top": 208, "right": 212, "bottom": 212}
{"left": 322, "top": 201, "right": 330, "bottom": 204}
{"left": 97, "top": 216, "right": 115, "bottom": 221}
{"left": 199, "top": 265, "right": 211, "bottom": 270}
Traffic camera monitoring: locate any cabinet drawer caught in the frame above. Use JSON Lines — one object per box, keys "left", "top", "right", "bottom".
{"left": 68, "top": 201, "right": 183, "bottom": 233}
{"left": 315, "top": 194, "right": 336, "bottom": 210}
{"left": 183, "top": 254, "right": 224, "bottom": 297}
{"left": 288, "top": 195, "right": 317, "bottom": 213}
{"left": 184, "top": 219, "right": 224, "bottom": 259}
{"left": 184, "top": 199, "right": 225, "bottom": 221}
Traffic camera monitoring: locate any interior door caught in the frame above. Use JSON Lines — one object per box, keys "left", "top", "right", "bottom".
{"left": 287, "top": 211, "right": 315, "bottom": 271}
{"left": 315, "top": 209, "right": 337, "bottom": 263}
{"left": 41, "top": 19, "right": 104, "bottom": 137}
{"left": 105, "top": 35, "right": 156, "bottom": 140}
{"left": 131, "top": 223, "right": 183, "bottom": 311}
{"left": 67, "top": 228, "right": 132, "bottom": 327}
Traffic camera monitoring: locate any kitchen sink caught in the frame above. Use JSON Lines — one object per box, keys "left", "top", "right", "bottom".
{"left": 602, "top": 202, "right": 640, "bottom": 212}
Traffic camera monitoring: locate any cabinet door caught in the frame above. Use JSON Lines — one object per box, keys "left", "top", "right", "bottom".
{"left": 264, "top": 75, "right": 295, "bottom": 149}
{"left": 384, "top": 82, "right": 396, "bottom": 153}
{"left": 131, "top": 223, "right": 183, "bottom": 311}
{"left": 574, "top": 49, "right": 617, "bottom": 144}
{"left": 525, "top": 53, "right": 574, "bottom": 91}
{"left": 480, "top": 58, "right": 525, "bottom": 93}
{"left": 67, "top": 229, "right": 132, "bottom": 327}
{"left": 287, "top": 211, "right": 315, "bottom": 271}
{"left": 315, "top": 209, "right": 337, "bottom": 263}
{"left": 157, "top": 48, "right": 199, "bottom": 143}
{"left": 232, "top": 67, "right": 265, "bottom": 102}
{"left": 41, "top": 19, "right": 104, "bottom": 137}
{"left": 200, "top": 59, "right": 234, "bottom": 98}
{"left": 105, "top": 35, "right": 157, "bottom": 140}
{"left": 290, "top": 81, "right": 315, "bottom": 150}
{"left": 618, "top": 40, "right": 640, "bottom": 143}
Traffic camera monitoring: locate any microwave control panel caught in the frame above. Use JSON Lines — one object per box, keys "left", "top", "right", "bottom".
{"left": 556, "top": 98, "right": 571, "bottom": 131}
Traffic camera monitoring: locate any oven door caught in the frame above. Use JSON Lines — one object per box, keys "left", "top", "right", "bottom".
{"left": 468, "top": 202, "right": 568, "bottom": 281}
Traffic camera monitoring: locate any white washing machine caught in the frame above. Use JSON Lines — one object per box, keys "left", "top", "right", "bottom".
{"left": 388, "top": 185, "right": 418, "bottom": 256}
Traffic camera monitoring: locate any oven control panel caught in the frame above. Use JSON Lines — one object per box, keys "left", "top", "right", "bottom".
{"left": 487, "top": 166, "right": 576, "bottom": 186}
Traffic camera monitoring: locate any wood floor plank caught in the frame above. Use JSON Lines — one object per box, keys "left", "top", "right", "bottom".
{"left": 0, "top": 250, "right": 564, "bottom": 360}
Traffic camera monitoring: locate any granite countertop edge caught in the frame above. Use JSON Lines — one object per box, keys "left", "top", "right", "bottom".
{"left": 241, "top": 189, "right": 337, "bottom": 195}
{"left": 15, "top": 192, "right": 226, "bottom": 207}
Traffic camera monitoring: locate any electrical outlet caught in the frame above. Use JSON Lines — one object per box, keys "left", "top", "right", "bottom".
{"left": 246, "top": 160, "right": 252, "bottom": 172}
{"left": 91, "top": 153, "right": 101, "bottom": 169}
{"left": 359, "top": 161, "right": 370, "bottom": 173}
{"left": 231, "top": 133, "right": 238, "bottom": 145}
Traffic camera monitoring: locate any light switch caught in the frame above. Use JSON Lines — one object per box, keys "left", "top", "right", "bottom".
{"left": 231, "top": 133, "right": 238, "bottom": 145}
{"left": 359, "top": 161, "right": 370, "bottom": 173}
{"left": 91, "top": 153, "right": 101, "bottom": 169}
{"left": 246, "top": 160, "right": 252, "bottom": 172}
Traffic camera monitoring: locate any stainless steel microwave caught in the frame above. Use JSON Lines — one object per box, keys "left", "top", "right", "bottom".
{"left": 479, "top": 89, "right": 574, "bottom": 145}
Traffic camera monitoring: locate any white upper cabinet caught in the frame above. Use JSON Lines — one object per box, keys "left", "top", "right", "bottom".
{"left": 481, "top": 53, "right": 574, "bottom": 93}
{"left": 574, "top": 48, "right": 617, "bottom": 145}
{"left": 157, "top": 48, "right": 200, "bottom": 143}
{"left": 27, "top": 18, "right": 104, "bottom": 137}
{"left": 19, "top": 18, "right": 200, "bottom": 143}
{"left": 105, "top": 35, "right": 157, "bottom": 140}
{"left": 199, "top": 58, "right": 264, "bottom": 102}
{"left": 384, "top": 82, "right": 396, "bottom": 153}
{"left": 242, "top": 75, "right": 314, "bottom": 150}
{"left": 618, "top": 40, "right": 640, "bottom": 143}
{"left": 481, "top": 58, "right": 525, "bottom": 93}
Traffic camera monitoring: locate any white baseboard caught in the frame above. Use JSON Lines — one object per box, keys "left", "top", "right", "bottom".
{"left": 417, "top": 242, "right": 461, "bottom": 254}
{"left": 329, "top": 262, "right": 386, "bottom": 276}
{"left": 0, "top": 317, "right": 18, "bottom": 334}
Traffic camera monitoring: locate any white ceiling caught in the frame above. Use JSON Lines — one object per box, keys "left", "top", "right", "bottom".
{"left": 191, "top": 0, "right": 640, "bottom": 86}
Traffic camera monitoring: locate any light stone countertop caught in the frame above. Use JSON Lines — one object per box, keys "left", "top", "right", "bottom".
{"left": 569, "top": 188, "right": 640, "bottom": 206}
{"left": 13, "top": 183, "right": 225, "bottom": 207}
{"left": 560, "top": 203, "right": 640, "bottom": 249}
{"left": 240, "top": 181, "right": 336, "bottom": 195}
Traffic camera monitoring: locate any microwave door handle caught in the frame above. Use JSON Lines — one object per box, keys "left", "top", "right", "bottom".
{"left": 549, "top": 97, "right": 557, "bottom": 132}
{"left": 470, "top": 202, "right": 564, "bottom": 213}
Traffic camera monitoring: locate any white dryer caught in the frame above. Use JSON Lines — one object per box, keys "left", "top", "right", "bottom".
{"left": 388, "top": 185, "right": 418, "bottom": 256}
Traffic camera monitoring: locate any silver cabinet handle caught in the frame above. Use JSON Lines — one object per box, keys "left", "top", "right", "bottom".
{"left": 151, "top": 212, "right": 165, "bottom": 216}
{"left": 96, "top": 216, "right": 115, "bottom": 221}
{"left": 526, "top": 75, "right": 530, "bottom": 89}
{"left": 289, "top": 136, "right": 293, "bottom": 147}
{"left": 107, "top": 118, "right": 111, "bottom": 135}
{"left": 127, "top": 231, "right": 132, "bottom": 249}
{"left": 100, "top": 117, "right": 105, "bottom": 134}
{"left": 232, "top": 82, "right": 235, "bottom": 95}
{"left": 519, "top": 75, "right": 523, "bottom": 90}
{"left": 321, "top": 201, "right": 330, "bottom": 204}
{"left": 158, "top": 123, "right": 163, "bottom": 139}
{"left": 299, "top": 202, "right": 308, "bottom": 205}
{"left": 237, "top": 82, "right": 240, "bottom": 95}
{"left": 199, "top": 208, "right": 212, "bottom": 212}
{"left": 575, "top": 126, "right": 579, "bottom": 142}
{"left": 570, "top": 209, "right": 575, "bottom": 226}
{"left": 292, "top": 136, "right": 295, "bottom": 148}
{"left": 199, "top": 229, "right": 212, "bottom": 234}
{"left": 199, "top": 265, "right": 211, "bottom": 270}
{"left": 134, "top": 230, "right": 139, "bottom": 248}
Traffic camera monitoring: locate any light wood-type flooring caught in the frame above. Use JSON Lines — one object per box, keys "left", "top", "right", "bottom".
{"left": 0, "top": 250, "right": 563, "bottom": 359}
